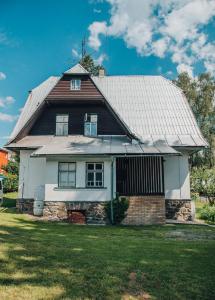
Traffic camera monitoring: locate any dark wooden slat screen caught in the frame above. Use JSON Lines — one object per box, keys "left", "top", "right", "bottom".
{"left": 116, "top": 156, "right": 164, "bottom": 196}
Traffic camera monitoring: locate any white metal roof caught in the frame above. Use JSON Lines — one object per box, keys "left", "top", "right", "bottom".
{"left": 92, "top": 76, "right": 207, "bottom": 147}
{"left": 11, "top": 135, "right": 178, "bottom": 156}
{"left": 10, "top": 76, "right": 59, "bottom": 141}
{"left": 64, "top": 63, "right": 89, "bottom": 75}
{"left": 7, "top": 64, "right": 207, "bottom": 148}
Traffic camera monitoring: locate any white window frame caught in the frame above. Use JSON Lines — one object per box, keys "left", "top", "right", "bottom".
{"left": 86, "top": 162, "right": 104, "bottom": 188}
{"left": 70, "top": 79, "right": 81, "bottom": 90}
{"left": 84, "top": 113, "right": 98, "bottom": 136}
{"left": 58, "top": 162, "right": 76, "bottom": 188}
{"left": 56, "top": 114, "right": 69, "bottom": 136}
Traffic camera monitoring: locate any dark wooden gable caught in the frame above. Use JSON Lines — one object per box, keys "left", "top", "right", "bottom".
{"left": 29, "top": 102, "right": 126, "bottom": 136}
{"left": 46, "top": 74, "right": 104, "bottom": 101}
{"left": 12, "top": 73, "right": 131, "bottom": 142}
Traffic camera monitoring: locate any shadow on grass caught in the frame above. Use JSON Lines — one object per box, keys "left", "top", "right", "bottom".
{"left": 0, "top": 213, "right": 215, "bottom": 299}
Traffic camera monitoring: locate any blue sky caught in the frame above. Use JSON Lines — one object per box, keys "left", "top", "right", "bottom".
{"left": 0, "top": 0, "right": 215, "bottom": 147}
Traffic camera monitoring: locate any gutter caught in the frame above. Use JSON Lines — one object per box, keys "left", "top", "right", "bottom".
{"left": 110, "top": 156, "right": 114, "bottom": 224}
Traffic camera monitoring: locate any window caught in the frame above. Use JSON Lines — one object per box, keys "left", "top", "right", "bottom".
{"left": 58, "top": 163, "right": 76, "bottom": 188}
{"left": 86, "top": 163, "right": 103, "bottom": 188}
{"left": 70, "top": 79, "right": 81, "bottom": 90}
{"left": 84, "top": 113, "right": 97, "bottom": 136}
{"left": 56, "top": 114, "right": 68, "bottom": 136}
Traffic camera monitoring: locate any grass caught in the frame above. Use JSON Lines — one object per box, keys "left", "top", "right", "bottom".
{"left": 0, "top": 211, "right": 214, "bottom": 300}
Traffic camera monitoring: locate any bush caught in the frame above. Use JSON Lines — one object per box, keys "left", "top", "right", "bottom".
{"left": 105, "top": 195, "right": 129, "bottom": 224}
{"left": 3, "top": 174, "right": 18, "bottom": 193}
{"left": 191, "top": 168, "right": 215, "bottom": 205}
{"left": 199, "top": 204, "right": 215, "bottom": 223}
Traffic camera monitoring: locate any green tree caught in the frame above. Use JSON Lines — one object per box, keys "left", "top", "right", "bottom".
{"left": 79, "top": 54, "right": 105, "bottom": 76}
{"left": 191, "top": 168, "right": 215, "bottom": 206}
{"left": 2, "top": 160, "right": 19, "bottom": 175}
{"left": 174, "top": 72, "right": 215, "bottom": 167}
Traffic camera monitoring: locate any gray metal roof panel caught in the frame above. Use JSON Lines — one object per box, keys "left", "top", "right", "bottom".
{"left": 8, "top": 77, "right": 60, "bottom": 143}
{"left": 64, "top": 63, "right": 89, "bottom": 75}
{"left": 19, "top": 135, "right": 179, "bottom": 156}
{"left": 92, "top": 76, "right": 207, "bottom": 147}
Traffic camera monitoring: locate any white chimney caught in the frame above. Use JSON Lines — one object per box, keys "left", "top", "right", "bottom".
{"left": 99, "top": 68, "right": 105, "bottom": 77}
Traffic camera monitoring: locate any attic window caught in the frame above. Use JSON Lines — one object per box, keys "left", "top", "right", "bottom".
{"left": 84, "top": 113, "right": 97, "bottom": 136}
{"left": 56, "top": 114, "right": 69, "bottom": 136}
{"left": 70, "top": 79, "right": 81, "bottom": 90}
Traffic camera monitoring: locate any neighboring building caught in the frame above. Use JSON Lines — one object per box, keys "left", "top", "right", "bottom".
{"left": 0, "top": 148, "right": 9, "bottom": 174}
{"left": 6, "top": 64, "right": 207, "bottom": 224}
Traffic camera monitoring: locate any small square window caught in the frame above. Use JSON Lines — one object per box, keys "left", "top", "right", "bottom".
{"left": 70, "top": 79, "right": 81, "bottom": 90}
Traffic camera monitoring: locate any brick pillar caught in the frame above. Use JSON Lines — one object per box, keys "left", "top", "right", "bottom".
{"left": 122, "top": 196, "right": 165, "bottom": 225}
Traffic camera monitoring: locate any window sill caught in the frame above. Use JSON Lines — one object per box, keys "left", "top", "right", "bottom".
{"left": 54, "top": 187, "right": 107, "bottom": 191}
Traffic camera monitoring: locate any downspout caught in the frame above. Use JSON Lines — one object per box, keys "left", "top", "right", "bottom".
{"left": 110, "top": 156, "right": 114, "bottom": 224}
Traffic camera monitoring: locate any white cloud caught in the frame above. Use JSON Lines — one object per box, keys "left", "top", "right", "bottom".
{"left": 72, "top": 48, "right": 81, "bottom": 59}
{"left": 177, "top": 63, "right": 194, "bottom": 77}
{"left": 0, "top": 112, "right": 17, "bottom": 122}
{"left": 93, "top": 8, "right": 102, "bottom": 13}
{"left": 88, "top": 21, "right": 107, "bottom": 50}
{"left": 0, "top": 96, "right": 15, "bottom": 107}
{"left": 95, "top": 53, "right": 107, "bottom": 65}
{"left": 0, "top": 72, "right": 6, "bottom": 80}
{"left": 88, "top": 0, "right": 215, "bottom": 75}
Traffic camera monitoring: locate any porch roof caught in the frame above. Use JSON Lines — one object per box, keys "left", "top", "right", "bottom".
{"left": 10, "top": 135, "right": 180, "bottom": 156}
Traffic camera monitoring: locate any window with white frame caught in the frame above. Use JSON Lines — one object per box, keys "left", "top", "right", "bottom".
{"left": 70, "top": 78, "right": 81, "bottom": 90}
{"left": 84, "top": 113, "right": 97, "bottom": 136}
{"left": 58, "top": 162, "right": 76, "bottom": 188}
{"left": 56, "top": 114, "right": 69, "bottom": 136}
{"left": 86, "top": 163, "right": 104, "bottom": 188}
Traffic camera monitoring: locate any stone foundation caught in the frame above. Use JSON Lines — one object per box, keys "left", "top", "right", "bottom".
{"left": 122, "top": 196, "right": 165, "bottom": 225}
{"left": 165, "top": 199, "right": 194, "bottom": 221}
{"left": 16, "top": 198, "right": 34, "bottom": 214}
{"left": 43, "top": 201, "right": 108, "bottom": 224}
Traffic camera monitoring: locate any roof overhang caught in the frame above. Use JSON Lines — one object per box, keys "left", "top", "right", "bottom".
{"left": 23, "top": 135, "right": 181, "bottom": 157}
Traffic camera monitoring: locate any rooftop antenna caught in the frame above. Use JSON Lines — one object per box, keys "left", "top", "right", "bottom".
{"left": 81, "top": 36, "right": 87, "bottom": 59}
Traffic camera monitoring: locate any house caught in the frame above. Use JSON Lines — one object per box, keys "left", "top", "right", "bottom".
{"left": 5, "top": 64, "right": 207, "bottom": 224}
{"left": 0, "top": 148, "right": 9, "bottom": 174}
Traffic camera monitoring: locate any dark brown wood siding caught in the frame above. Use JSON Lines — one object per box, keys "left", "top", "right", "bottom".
{"left": 116, "top": 157, "right": 164, "bottom": 196}
{"left": 29, "top": 102, "right": 126, "bottom": 136}
{"left": 46, "top": 75, "right": 104, "bottom": 101}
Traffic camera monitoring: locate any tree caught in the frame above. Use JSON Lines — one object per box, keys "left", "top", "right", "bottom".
{"left": 191, "top": 168, "right": 215, "bottom": 206}
{"left": 2, "top": 160, "right": 19, "bottom": 175}
{"left": 174, "top": 72, "right": 215, "bottom": 167}
{"left": 79, "top": 54, "right": 105, "bottom": 76}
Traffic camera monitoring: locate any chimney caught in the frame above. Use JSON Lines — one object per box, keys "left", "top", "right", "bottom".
{"left": 99, "top": 68, "right": 105, "bottom": 77}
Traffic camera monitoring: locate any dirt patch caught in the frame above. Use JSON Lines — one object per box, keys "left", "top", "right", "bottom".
{"left": 166, "top": 230, "right": 215, "bottom": 240}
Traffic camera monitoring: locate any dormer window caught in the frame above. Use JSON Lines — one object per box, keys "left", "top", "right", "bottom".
{"left": 56, "top": 114, "right": 69, "bottom": 136}
{"left": 84, "top": 113, "right": 97, "bottom": 136}
{"left": 70, "top": 78, "right": 81, "bottom": 90}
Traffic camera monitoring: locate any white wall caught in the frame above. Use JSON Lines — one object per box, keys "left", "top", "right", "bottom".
{"left": 164, "top": 153, "right": 190, "bottom": 199}
{"left": 19, "top": 150, "right": 46, "bottom": 199}
{"left": 45, "top": 157, "right": 112, "bottom": 202}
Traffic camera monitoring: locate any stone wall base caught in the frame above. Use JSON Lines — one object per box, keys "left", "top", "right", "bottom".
{"left": 43, "top": 201, "right": 108, "bottom": 224}
{"left": 165, "top": 199, "right": 193, "bottom": 221}
{"left": 122, "top": 196, "right": 165, "bottom": 225}
{"left": 16, "top": 198, "right": 34, "bottom": 214}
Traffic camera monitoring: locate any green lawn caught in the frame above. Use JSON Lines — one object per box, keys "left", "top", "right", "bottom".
{"left": 0, "top": 212, "right": 214, "bottom": 300}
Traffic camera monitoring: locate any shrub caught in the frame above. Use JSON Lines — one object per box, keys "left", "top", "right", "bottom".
{"left": 191, "top": 168, "right": 215, "bottom": 205}
{"left": 105, "top": 194, "right": 129, "bottom": 224}
{"left": 199, "top": 204, "right": 215, "bottom": 223}
{"left": 191, "top": 192, "right": 200, "bottom": 201}
{"left": 3, "top": 173, "right": 18, "bottom": 193}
